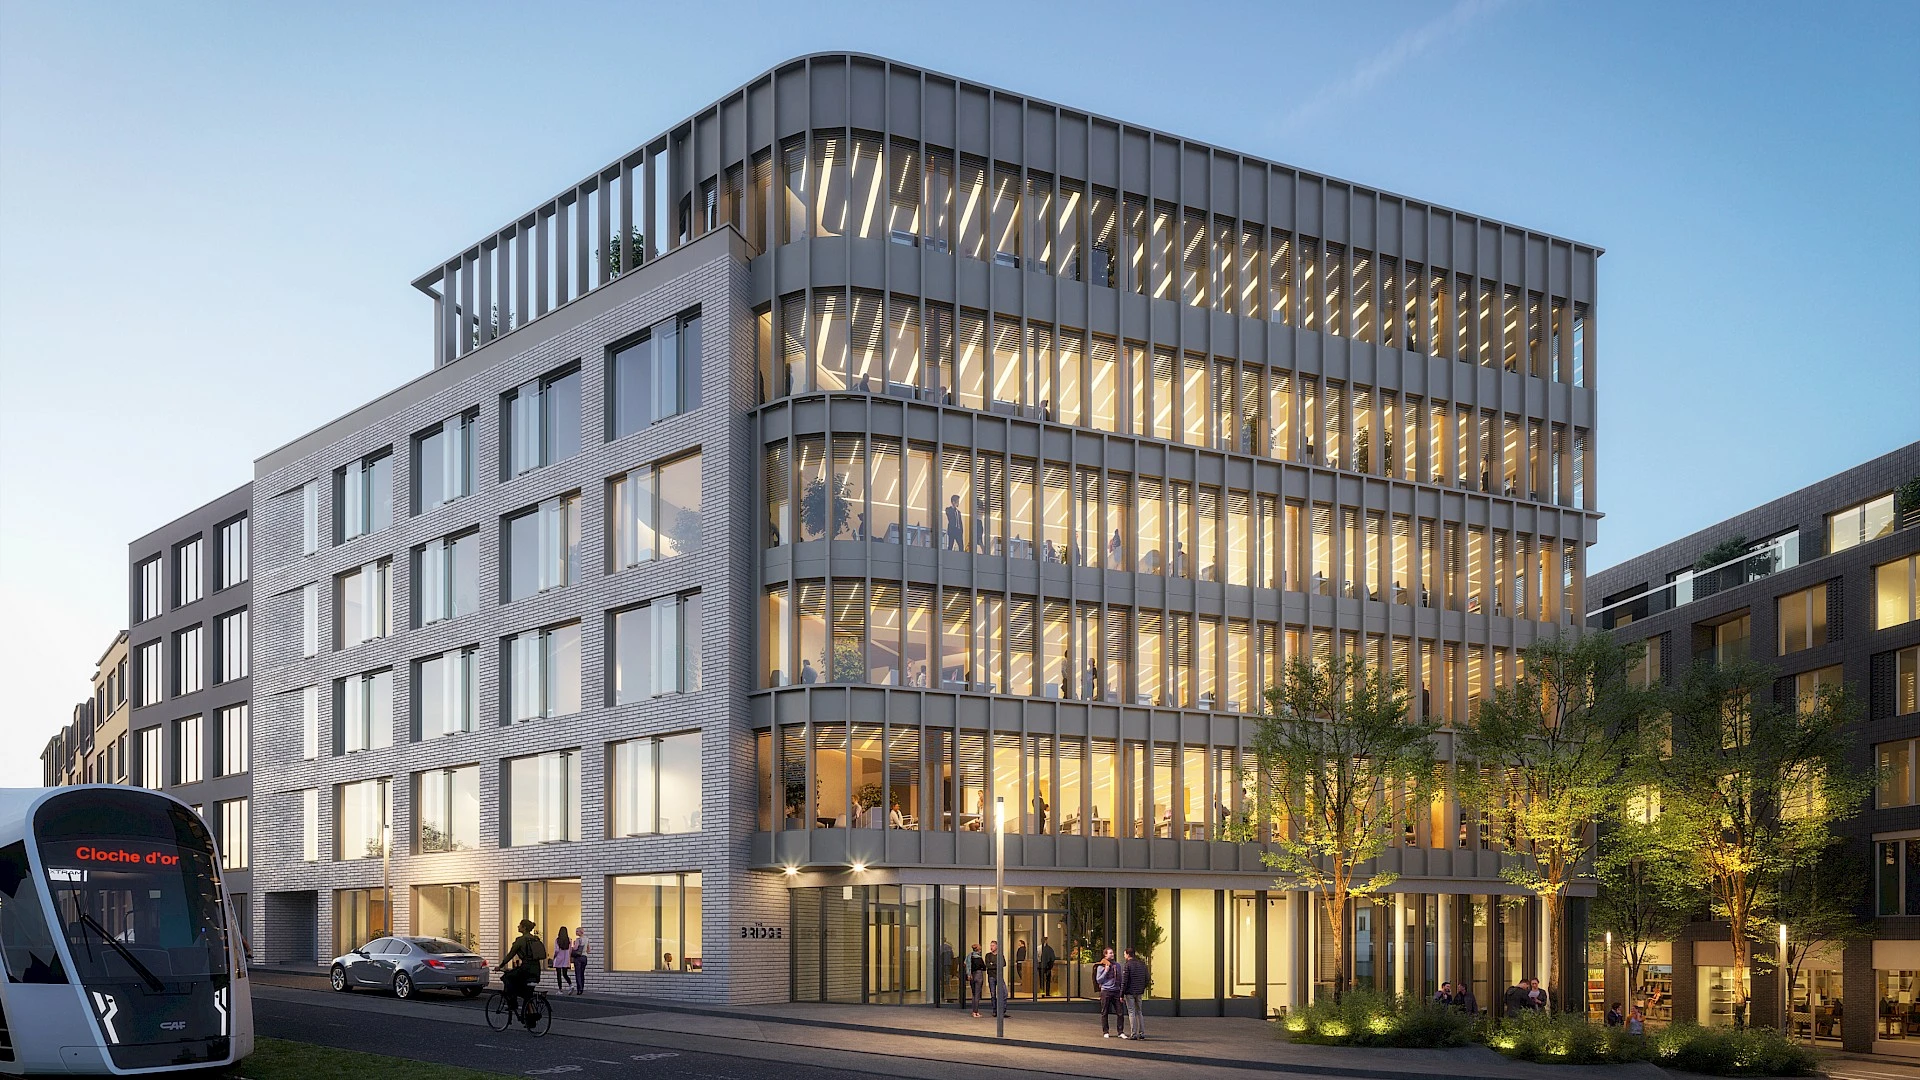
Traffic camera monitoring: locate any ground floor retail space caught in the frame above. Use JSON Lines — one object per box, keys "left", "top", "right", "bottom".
{"left": 789, "top": 882, "right": 1586, "bottom": 1016}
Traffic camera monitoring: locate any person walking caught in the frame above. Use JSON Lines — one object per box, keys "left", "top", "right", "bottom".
{"left": 1094, "top": 947, "right": 1124, "bottom": 1037}
{"left": 569, "top": 927, "right": 590, "bottom": 995}
{"left": 1120, "top": 946, "right": 1150, "bottom": 1040}
{"left": 967, "top": 944, "right": 986, "bottom": 1018}
{"left": 552, "top": 927, "right": 573, "bottom": 990}
{"left": 945, "top": 495, "right": 964, "bottom": 551}
{"left": 1014, "top": 938, "right": 1028, "bottom": 992}
{"left": 986, "top": 940, "right": 1008, "bottom": 1017}
{"left": 1037, "top": 939, "right": 1056, "bottom": 997}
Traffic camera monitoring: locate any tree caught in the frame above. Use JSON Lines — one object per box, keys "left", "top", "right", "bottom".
{"left": 1649, "top": 660, "right": 1867, "bottom": 1028}
{"left": 1777, "top": 842, "right": 1870, "bottom": 1016}
{"left": 1593, "top": 818, "right": 1694, "bottom": 1012}
{"left": 601, "top": 227, "right": 646, "bottom": 277}
{"left": 799, "top": 475, "right": 851, "bottom": 542}
{"left": 1456, "top": 632, "right": 1654, "bottom": 1012}
{"left": 1245, "top": 653, "right": 1438, "bottom": 998}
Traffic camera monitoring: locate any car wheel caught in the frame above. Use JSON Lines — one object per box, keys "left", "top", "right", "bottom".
{"left": 330, "top": 966, "right": 351, "bottom": 992}
{"left": 393, "top": 972, "right": 414, "bottom": 1000}
{"left": 462, "top": 987, "right": 481, "bottom": 998}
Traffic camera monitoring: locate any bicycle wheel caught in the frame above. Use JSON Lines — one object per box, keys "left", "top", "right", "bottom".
{"left": 525, "top": 991, "right": 552, "bottom": 1037}
{"left": 483, "top": 990, "right": 513, "bottom": 1032}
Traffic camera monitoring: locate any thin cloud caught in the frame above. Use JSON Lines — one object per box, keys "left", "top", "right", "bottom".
{"left": 1278, "top": 0, "right": 1511, "bottom": 133}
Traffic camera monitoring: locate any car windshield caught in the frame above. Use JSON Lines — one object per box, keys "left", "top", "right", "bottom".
{"left": 409, "top": 938, "right": 471, "bottom": 954}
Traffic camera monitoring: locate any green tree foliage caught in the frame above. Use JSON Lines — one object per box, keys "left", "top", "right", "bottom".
{"left": 1246, "top": 653, "right": 1437, "bottom": 997}
{"left": 1456, "top": 632, "right": 1656, "bottom": 1012}
{"left": 1593, "top": 819, "right": 1694, "bottom": 1009}
{"left": 1647, "top": 660, "right": 1867, "bottom": 1028}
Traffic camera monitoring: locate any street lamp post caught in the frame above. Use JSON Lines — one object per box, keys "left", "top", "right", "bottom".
{"left": 995, "top": 796, "right": 1006, "bottom": 1040}
{"left": 1779, "top": 922, "right": 1790, "bottom": 1036}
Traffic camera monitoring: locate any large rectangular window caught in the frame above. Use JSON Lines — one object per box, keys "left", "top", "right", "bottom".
{"left": 336, "top": 777, "right": 391, "bottom": 861}
{"left": 337, "top": 560, "right": 394, "bottom": 648}
{"left": 610, "top": 872, "right": 702, "bottom": 973}
{"left": 218, "top": 516, "right": 249, "bottom": 590}
{"left": 415, "top": 411, "right": 476, "bottom": 512}
{"left": 415, "top": 765, "right": 479, "bottom": 852}
{"left": 337, "top": 450, "right": 393, "bottom": 541}
{"left": 506, "top": 750, "right": 579, "bottom": 846}
{"left": 507, "top": 622, "right": 581, "bottom": 721}
{"left": 174, "top": 715, "right": 203, "bottom": 785}
{"left": 1877, "top": 554, "right": 1920, "bottom": 629}
{"left": 217, "top": 702, "right": 249, "bottom": 777}
{"left": 302, "top": 582, "right": 319, "bottom": 658}
{"left": 138, "top": 726, "right": 163, "bottom": 788}
{"left": 506, "top": 494, "right": 580, "bottom": 601}
{"left": 1828, "top": 492, "right": 1895, "bottom": 554}
{"left": 137, "top": 640, "right": 163, "bottom": 705}
{"left": 612, "top": 452, "right": 702, "bottom": 568}
{"left": 413, "top": 884, "right": 478, "bottom": 948}
{"left": 175, "top": 536, "right": 203, "bottom": 607}
{"left": 301, "top": 480, "right": 321, "bottom": 556}
{"left": 338, "top": 668, "right": 394, "bottom": 753}
{"left": 1894, "top": 645, "right": 1920, "bottom": 718}
{"left": 612, "top": 593, "right": 702, "bottom": 702}
{"left": 415, "top": 531, "right": 479, "bottom": 625}
{"left": 137, "top": 556, "right": 165, "bottom": 621}
{"left": 611, "top": 310, "right": 703, "bottom": 436}
{"left": 301, "top": 789, "right": 319, "bottom": 861}
{"left": 417, "top": 647, "right": 478, "bottom": 739}
{"left": 1776, "top": 584, "right": 1829, "bottom": 655}
{"left": 174, "top": 625, "right": 203, "bottom": 695}
{"left": 610, "top": 731, "right": 702, "bottom": 836}
{"left": 217, "top": 798, "right": 248, "bottom": 870}
{"left": 505, "top": 365, "right": 582, "bottom": 476}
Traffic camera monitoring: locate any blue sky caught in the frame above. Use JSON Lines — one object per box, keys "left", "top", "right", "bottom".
{"left": 2, "top": 1, "right": 1915, "bottom": 784}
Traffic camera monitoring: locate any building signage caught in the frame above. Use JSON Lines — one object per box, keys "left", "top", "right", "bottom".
{"left": 739, "top": 922, "right": 784, "bottom": 940}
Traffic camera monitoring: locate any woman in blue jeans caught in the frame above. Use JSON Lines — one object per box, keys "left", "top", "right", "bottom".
{"left": 569, "top": 927, "right": 591, "bottom": 994}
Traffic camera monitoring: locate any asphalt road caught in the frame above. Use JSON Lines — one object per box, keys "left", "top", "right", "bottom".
{"left": 247, "top": 971, "right": 1066, "bottom": 1080}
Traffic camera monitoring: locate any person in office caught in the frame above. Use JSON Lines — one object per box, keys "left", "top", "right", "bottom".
{"left": 1084, "top": 661, "right": 1098, "bottom": 701}
{"left": 945, "top": 495, "right": 964, "bottom": 550}
{"left": 1108, "top": 528, "right": 1123, "bottom": 568}
{"left": 799, "top": 659, "right": 818, "bottom": 683}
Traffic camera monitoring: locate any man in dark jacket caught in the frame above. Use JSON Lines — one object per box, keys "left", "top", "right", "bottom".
{"left": 1503, "top": 978, "right": 1531, "bottom": 1016}
{"left": 1093, "top": 947, "right": 1123, "bottom": 1036}
{"left": 1120, "top": 947, "right": 1150, "bottom": 1040}
{"left": 1037, "top": 939, "right": 1057, "bottom": 996}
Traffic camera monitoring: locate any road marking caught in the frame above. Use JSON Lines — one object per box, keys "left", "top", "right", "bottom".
{"left": 630, "top": 1052, "right": 680, "bottom": 1061}
{"left": 524, "top": 1067, "right": 583, "bottom": 1075}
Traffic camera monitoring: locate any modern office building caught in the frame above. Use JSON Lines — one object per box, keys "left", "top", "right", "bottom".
{"left": 40, "top": 631, "right": 132, "bottom": 787}
{"left": 246, "top": 52, "right": 1601, "bottom": 1012}
{"left": 128, "top": 483, "right": 256, "bottom": 933}
{"left": 1586, "top": 442, "right": 1920, "bottom": 1050}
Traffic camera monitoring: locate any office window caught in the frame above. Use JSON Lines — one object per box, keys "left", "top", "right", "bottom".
{"left": 1829, "top": 492, "right": 1895, "bottom": 554}
{"left": 337, "top": 560, "right": 394, "bottom": 648}
{"left": 415, "top": 411, "right": 476, "bottom": 512}
{"left": 301, "top": 685, "right": 320, "bottom": 760}
{"left": 301, "top": 479, "right": 321, "bottom": 556}
{"left": 1877, "top": 554, "right": 1920, "bottom": 629}
{"left": 610, "top": 872, "right": 702, "bottom": 973}
{"left": 302, "top": 582, "right": 320, "bottom": 658}
{"left": 173, "top": 536, "right": 203, "bottom": 607}
{"left": 612, "top": 593, "right": 702, "bottom": 703}
{"left": 338, "top": 668, "right": 394, "bottom": 753}
{"left": 337, "top": 449, "right": 394, "bottom": 541}
{"left": 1895, "top": 645, "right": 1919, "bottom": 717}
{"left": 218, "top": 799, "right": 248, "bottom": 870}
{"left": 138, "top": 557, "right": 164, "bottom": 621}
{"left": 218, "top": 516, "right": 249, "bottom": 590}
{"left": 612, "top": 452, "right": 703, "bottom": 568}
{"left": 174, "top": 626, "right": 203, "bottom": 696}
{"left": 137, "top": 640, "right": 164, "bottom": 706}
{"left": 336, "top": 777, "right": 391, "bottom": 861}
{"left": 1881, "top": 739, "right": 1917, "bottom": 809}
{"left": 174, "top": 715, "right": 203, "bottom": 785}
{"left": 138, "top": 726, "right": 163, "bottom": 788}
{"left": 506, "top": 494, "right": 580, "bottom": 601}
{"left": 417, "top": 647, "right": 478, "bottom": 739}
{"left": 506, "top": 750, "right": 579, "bottom": 846}
{"left": 611, "top": 309, "right": 704, "bottom": 437}
{"left": 1776, "top": 584, "right": 1829, "bottom": 655}
{"left": 217, "top": 702, "right": 249, "bottom": 776}
{"left": 1793, "top": 665, "right": 1843, "bottom": 714}
{"left": 415, "top": 765, "right": 479, "bottom": 853}
{"left": 217, "top": 609, "right": 249, "bottom": 683}
{"left": 610, "top": 731, "right": 702, "bottom": 837}
{"left": 301, "top": 789, "right": 319, "bottom": 861}
{"left": 507, "top": 622, "right": 581, "bottom": 722}
{"left": 505, "top": 365, "right": 582, "bottom": 475}
{"left": 415, "top": 531, "right": 479, "bottom": 625}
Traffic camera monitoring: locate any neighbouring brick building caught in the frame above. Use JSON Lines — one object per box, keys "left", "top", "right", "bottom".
{"left": 1587, "top": 441, "right": 1920, "bottom": 1051}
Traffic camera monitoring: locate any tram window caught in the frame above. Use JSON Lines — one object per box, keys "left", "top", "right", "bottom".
{"left": 0, "top": 840, "right": 69, "bottom": 983}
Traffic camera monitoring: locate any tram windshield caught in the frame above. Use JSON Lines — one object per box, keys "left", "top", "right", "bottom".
{"left": 30, "top": 789, "right": 233, "bottom": 1065}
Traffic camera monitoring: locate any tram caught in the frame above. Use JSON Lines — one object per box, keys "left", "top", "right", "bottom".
{"left": 0, "top": 785, "right": 252, "bottom": 1074}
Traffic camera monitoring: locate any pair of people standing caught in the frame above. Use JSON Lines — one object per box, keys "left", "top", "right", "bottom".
{"left": 548, "top": 926, "right": 591, "bottom": 994}
{"left": 966, "top": 941, "right": 1009, "bottom": 1018}
{"left": 1093, "top": 946, "right": 1150, "bottom": 1040}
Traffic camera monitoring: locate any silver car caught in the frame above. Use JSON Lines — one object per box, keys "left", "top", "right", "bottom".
{"left": 329, "top": 936, "right": 491, "bottom": 999}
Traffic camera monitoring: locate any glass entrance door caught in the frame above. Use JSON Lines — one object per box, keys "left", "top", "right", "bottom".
{"left": 1005, "top": 910, "right": 1070, "bottom": 1000}
{"left": 866, "top": 884, "right": 927, "bottom": 1004}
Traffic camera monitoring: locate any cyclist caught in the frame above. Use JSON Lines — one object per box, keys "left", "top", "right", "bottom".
{"left": 496, "top": 918, "right": 546, "bottom": 1023}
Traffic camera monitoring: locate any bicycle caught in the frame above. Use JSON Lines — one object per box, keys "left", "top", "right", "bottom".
{"left": 483, "top": 981, "right": 553, "bottom": 1036}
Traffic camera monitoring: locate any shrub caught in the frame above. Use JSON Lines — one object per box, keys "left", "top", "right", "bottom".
{"left": 1481, "top": 1011, "right": 1649, "bottom": 1065}
{"left": 1278, "top": 989, "right": 1474, "bottom": 1048}
{"left": 1649, "top": 1023, "right": 1819, "bottom": 1077}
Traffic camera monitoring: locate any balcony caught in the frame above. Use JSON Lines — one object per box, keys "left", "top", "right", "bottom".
{"left": 1589, "top": 533, "right": 1799, "bottom": 630}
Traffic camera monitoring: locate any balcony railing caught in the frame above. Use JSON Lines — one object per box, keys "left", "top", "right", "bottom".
{"left": 1588, "top": 533, "right": 1799, "bottom": 630}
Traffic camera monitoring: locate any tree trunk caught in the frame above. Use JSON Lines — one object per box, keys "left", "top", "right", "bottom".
{"left": 1544, "top": 892, "right": 1561, "bottom": 1014}
{"left": 1730, "top": 928, "right": 1751, "bottom": 1029}
{"left": 1326, "top": 892, "right": 1348, "bottom": 1000}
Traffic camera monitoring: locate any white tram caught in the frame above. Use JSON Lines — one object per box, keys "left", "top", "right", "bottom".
{"left": 0, "top": 786, "right": 251, "bottom": 1074}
